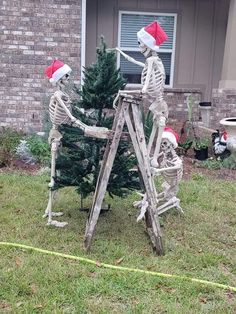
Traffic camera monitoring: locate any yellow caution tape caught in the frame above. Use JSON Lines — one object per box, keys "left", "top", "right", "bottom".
{"left": 1, "top": 241, "right": 235, "bottom": 292}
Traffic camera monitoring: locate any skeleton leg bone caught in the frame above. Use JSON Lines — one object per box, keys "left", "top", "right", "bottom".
{"left": 150, "top": 116, "right": 166, "bottom": 168}
{"left": 147, "top": 117, "right": 158, "bottom": 156}
{"left": 44, "top": 138, "right": 68, "bottom": 228}
{"left": 156, "top": 196, "right": 184, "bottom": 216}
{"left": 133, "top": 193, "right": 149, "bottom": 222}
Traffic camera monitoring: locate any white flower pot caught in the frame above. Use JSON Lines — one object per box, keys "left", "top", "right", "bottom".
{"left": 220, "top": 117, "right": 236, "bottom": 157}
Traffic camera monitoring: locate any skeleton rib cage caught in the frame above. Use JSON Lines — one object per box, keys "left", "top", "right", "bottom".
{"left": 141, "top": 55, "right": 166, "bottom": 102}
{"left": 49, "top": 90, "right": 71, "bottom": 127}
{"left": 161, "top": 153, "right": 183, "bottom": 185}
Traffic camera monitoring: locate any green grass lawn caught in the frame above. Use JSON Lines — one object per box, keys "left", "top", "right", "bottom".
{"left": 0, "top": 171, "right": 236, "bottom": 313}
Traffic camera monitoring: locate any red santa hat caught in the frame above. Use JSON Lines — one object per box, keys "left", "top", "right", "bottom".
{"left": 162, "top": 127, "right": 180, "bottom": 149}
{"left": 44, "top": 59, "right": 72, "bottom": 84}
{"left": 137, "top": 20, "right": 168, "bottom": 52}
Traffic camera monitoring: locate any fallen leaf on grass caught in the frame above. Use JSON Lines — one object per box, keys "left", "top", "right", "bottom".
{"left": 34, "top": 304, "right": 44, "bottom": 309}
{"left": 15, "top": 257, "right": 23, "bottom": 267}
{"left": 199, "top": 296, "right": 208, "bottom": 304}
{"left": 225, "top": 289, "right": 236, "bottom": 300}
{"left": 96, "top": 261, "right": 102, "bottom": 267}
{"left": 146, "top": 264, "right": 156, "bottom": 270}
{"left": 132, "top": 299, "right": 140, "bottom": 305}
{"left": 0, "top": 301, "right": 11, "bottom": 310}
{"left": 16, "top": 302, "right": 24, "bottom": 307}
{"left": 88, "top": 272, "right": 98, "bottom": 278}
{"left": 30, "top": 283, "right": 38, "bottom": 294}
{"left": 155, "top": 284, "right": 176, "bottom": 293}
{"left": 219, "top": 263, "right": 231, "bottom": 276}
{"left": 115, "top": 257, "right": 124, "bottom": 265}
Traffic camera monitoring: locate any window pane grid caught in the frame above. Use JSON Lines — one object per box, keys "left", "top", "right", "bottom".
{"left": 119, "top": 12, "right": 176, "bottom": 87}
{"left": 120, "top": 14, "right": 174, "bottom": 49}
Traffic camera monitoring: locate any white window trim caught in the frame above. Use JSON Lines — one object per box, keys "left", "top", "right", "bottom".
{"left": 118, "top": 10, "right": 177, "bottom": 88}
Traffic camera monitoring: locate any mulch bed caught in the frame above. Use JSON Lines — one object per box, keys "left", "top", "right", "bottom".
{"left": 182, "top": 156, "right": 236, "bottom": 181}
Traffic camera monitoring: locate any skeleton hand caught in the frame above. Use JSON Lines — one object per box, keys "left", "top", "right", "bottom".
{"left": 151, "top": 167, "right": 161, "bottom": 176}
{"left": 113, "top": 92, "right": 120, "bottom": 110}
{"left": 84, "top": 126, "right": 110, "bottom": 139}
{"left": 48, "top": 178, "right": 55, "bottom": 188}
{"left": 141, "top": 87, "right": 146, "bottom": 94}
{"left": 115, "top": 47, "right": 123, "bottom": 54}
{"left": 150, "top": 158, "right": 159, "bottom": 168}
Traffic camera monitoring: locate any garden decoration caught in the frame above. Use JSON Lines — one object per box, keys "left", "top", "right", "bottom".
{"left": 212, "top": 129, "right": 229, "bottom": 158}
{"left": 134, "top": 127, "right": 183, "bottom": 220}
{"left": 84, "top": 21, "right": 171, "bottom": 255}
{"left": 153, "top": 127, "right": 183, "bottom": 215}
{"left": 220, "top": 118, "right": 236, "bottom": 158}
{"left": 44, "top": 59, "right": 109, "bottom": 227}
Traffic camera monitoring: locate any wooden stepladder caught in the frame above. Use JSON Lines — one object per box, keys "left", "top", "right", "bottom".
{"left": 84, "top": 96, "right": 164, "bottom": 255}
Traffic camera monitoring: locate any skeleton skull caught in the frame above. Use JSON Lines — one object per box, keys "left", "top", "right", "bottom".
{"left": 57, "top": 73, "right": 71, "bottom": 88}
{"left": 161, "top": 138, "right": 174, "bottom": 153}
{"left": 138, "top": 40, "right": 152, "bottom": 57}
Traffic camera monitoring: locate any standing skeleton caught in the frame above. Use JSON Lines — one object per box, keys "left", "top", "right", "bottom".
{"left": 44, "top": 60, "right": 109, "bottom": 227}
{"left": 114, "top": 21, "right": 168, "bottom": 168}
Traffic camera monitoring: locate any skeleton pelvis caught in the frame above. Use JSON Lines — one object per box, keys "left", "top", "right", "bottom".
{"left": 48, "top": 129, "right": 63, "bottom": 145}
{"left": 149, "top": 100, "right": 168, "bottom": 118}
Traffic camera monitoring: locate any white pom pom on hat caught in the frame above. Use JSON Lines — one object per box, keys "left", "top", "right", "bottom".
{"left": 137, "top": 20, "right": 168, "bottom": 52}
{"left": 44, "top": 59, "right": 72, "bottom": 84}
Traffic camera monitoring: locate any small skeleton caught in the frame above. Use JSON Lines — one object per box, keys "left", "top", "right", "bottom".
{"left": 43, "top": 60, "right": 109, "bottom": 227}
{"left": 153, "top": 136, "right": 183, "bottom": 216}
{"left": 135, "top": 128, "right": 183, "bottom": 221}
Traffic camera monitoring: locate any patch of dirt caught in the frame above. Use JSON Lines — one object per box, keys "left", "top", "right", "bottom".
{"left": 182, "top": 156, "right": 236, "bottom": 181}
{"left": 1, "top": 156, "right": 236, "bottom": 181}
{"left": 0, "top": 159, "right": 41, "bottom": 173}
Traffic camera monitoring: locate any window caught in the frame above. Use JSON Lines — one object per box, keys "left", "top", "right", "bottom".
{"left": 118, "top": 11, "right": 177, "bottom": 87}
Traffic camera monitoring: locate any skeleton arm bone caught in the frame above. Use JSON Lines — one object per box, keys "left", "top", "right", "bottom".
{"left": 116, "top": 48, "right": 145, "bottom": 68}
{"left": 54, "top": 92, "right": 109, "bottom": 139}
{"left": 54, "top": 92, "right": 87, "bottom": 130}
{"left": 153, "top": 163, "right": 182, "bottom": 174}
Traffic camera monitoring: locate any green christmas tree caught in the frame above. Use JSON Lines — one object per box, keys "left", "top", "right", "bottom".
{"left": 54, "top": 37, "right": 139, "bottom": 204}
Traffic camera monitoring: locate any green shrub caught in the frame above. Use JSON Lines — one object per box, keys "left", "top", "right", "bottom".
{"left": 222, "top": 155, "right": 236, "bottom": 169}
{"left": 0, "top": 127, "right": 24, "bottom": 166}
{"left": 26, "top": 134, "right": 50, "bottom": 165}
{"left": 201, "top": 158, "right": 222, "bottom": 169}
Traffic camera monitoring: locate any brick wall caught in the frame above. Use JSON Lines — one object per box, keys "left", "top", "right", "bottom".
{"left": 210, "top": 89, "right": 236, "bottom": 129}
{"left": 0, "top": 0, "right": 82, "bottom": 131}
{"left": 165, "top": 88, "right": 201, "bottom": 122}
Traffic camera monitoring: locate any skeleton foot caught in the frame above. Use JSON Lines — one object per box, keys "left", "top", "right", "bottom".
{"left": 48, "top": 179, "right": 55, "bottom": 189}
{"left": 157, "top": 197, "right": 182, "bottom": 215}
{"left": 133, "top": 192, "right": 149, "bottom": 222}
{"left": 43, "top": 211, "right": 64, "bottom": 218}
{"left": 47, "top": 220, "right": 68, "bottom": 228}
{"left": 137, "top": 201, "right": 149, "bottom": 222}
{"left": 133, "top": 192, "right": 145, "bottom": 208}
